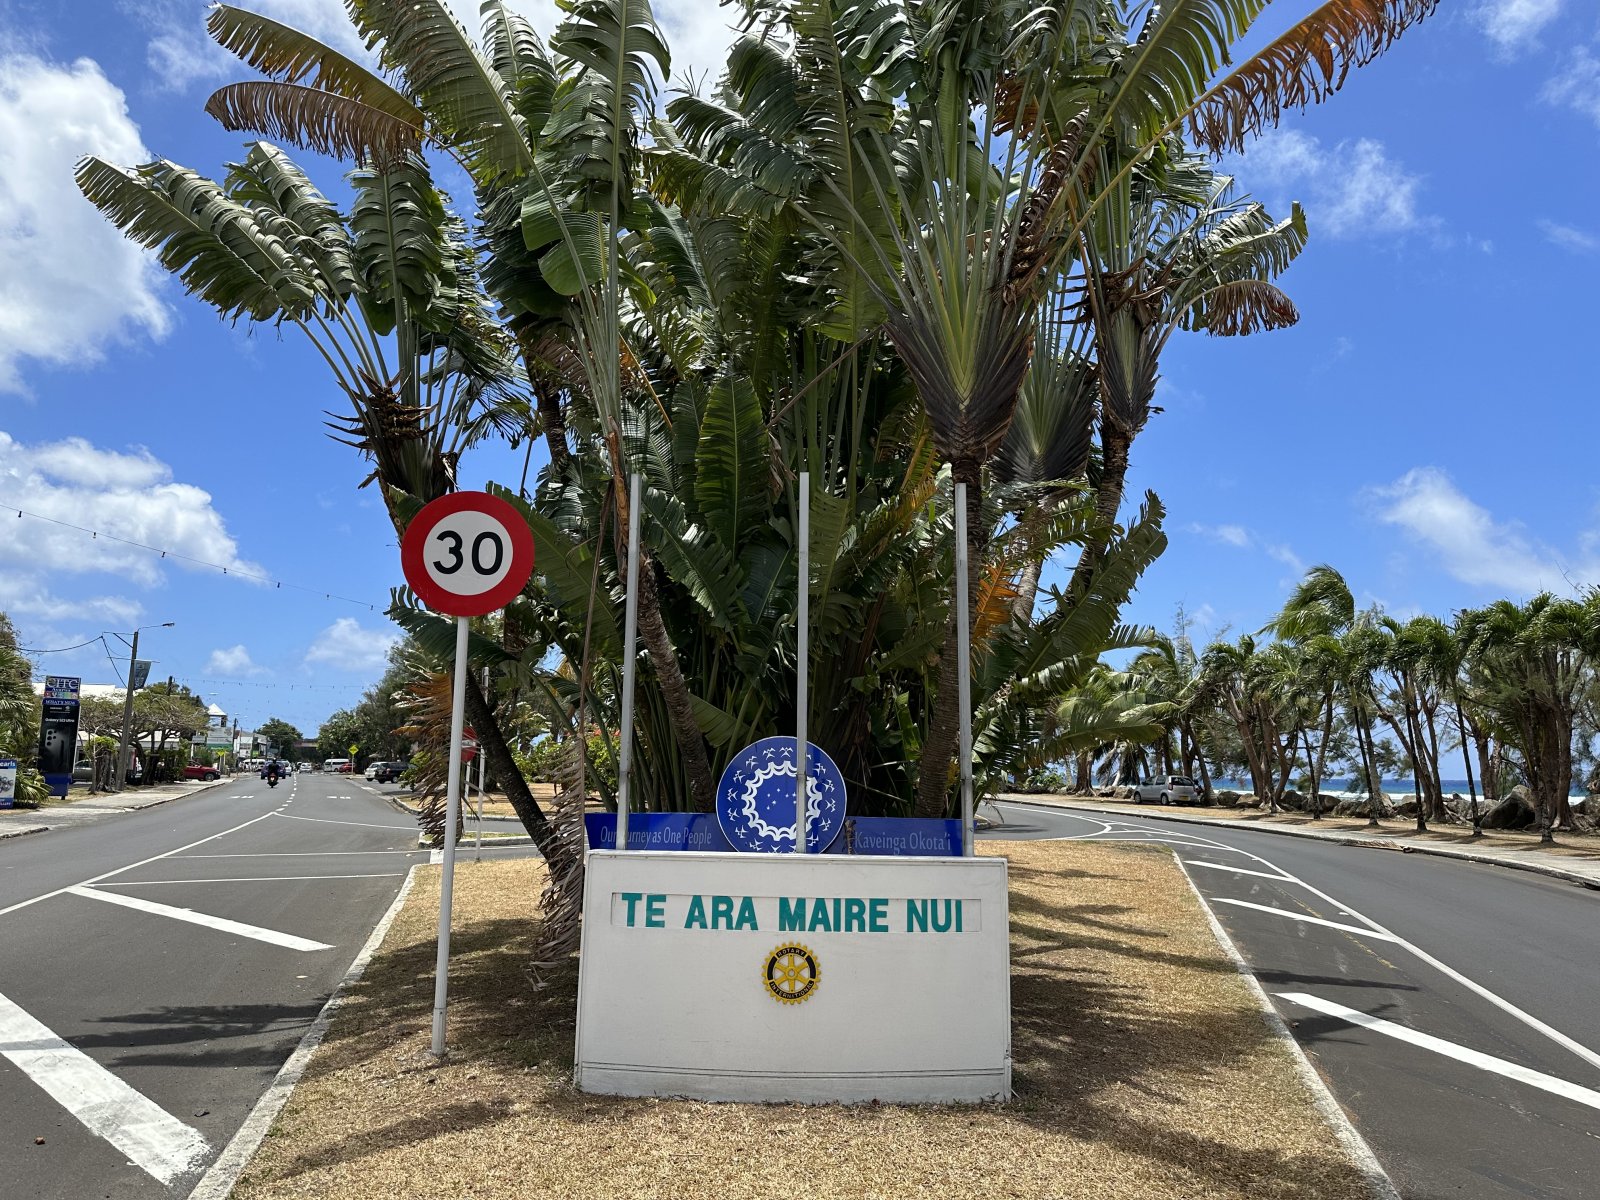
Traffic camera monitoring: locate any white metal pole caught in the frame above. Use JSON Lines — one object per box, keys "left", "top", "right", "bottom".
{"left": 617, "top": 473, "right": 643, "bottom": 852}
{"left": 955, "top": 482, "right": 975, "bottom": 857}
{"left": 796, "top": 472, "right": 809, "bottom": 853}
{"left": 430, "top": 614, "right": 471, "bottom": 1057}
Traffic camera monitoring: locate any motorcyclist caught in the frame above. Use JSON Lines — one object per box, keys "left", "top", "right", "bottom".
{"left": 265, "top": 759, "right": 281, "bottom": 786}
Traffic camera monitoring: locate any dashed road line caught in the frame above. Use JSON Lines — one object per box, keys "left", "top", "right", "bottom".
{"left": 0, "top": 986, "right": 209, "bottom": 1184}
{"left": 1279, "top": 992, "right": 1600, "bottom": 1113}
{"left": 66, "top": 886, "right": 333, "bottom": 952}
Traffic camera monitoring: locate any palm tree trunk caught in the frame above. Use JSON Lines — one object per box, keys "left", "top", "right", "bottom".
{"left": 460, "top": 672, "right": 571, "bottom": 872}
{"left": 1068, "top": 421, "right": 1132, "bottom": 598}
{"left": 915, "top": 460, "right": 983, "bottom": 818}
{"left": 634, "top": 560, "right": 718, "bottom": 811}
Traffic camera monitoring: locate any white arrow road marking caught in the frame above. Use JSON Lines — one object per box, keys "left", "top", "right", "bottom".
{"left": 1208, "top": 897, "right": 1402, "bottom": 941}
{"left": 0, "top": 988, "right": 209, "bottom": 1183}
{"left": 1278, "top": 992, "right": 1600, "bottom": 1113}
{"left": 66, "top": 887, "right": 333, "bottom": 952}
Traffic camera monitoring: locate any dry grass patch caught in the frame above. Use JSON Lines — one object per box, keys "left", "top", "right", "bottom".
{"left": 234, "top": 841, "right": 1372, "bottom": 1200}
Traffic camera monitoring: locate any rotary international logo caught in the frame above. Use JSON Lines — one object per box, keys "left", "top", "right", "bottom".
{"left": 763, "top": 943, "right": 820, "bottom": 1005}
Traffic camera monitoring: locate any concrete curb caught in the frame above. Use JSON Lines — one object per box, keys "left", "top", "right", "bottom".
{"left": 185, "top": 865, "right": 421, "bottom": 1200}
{"left": 1000, "top": 796, "right": 1600, "bottom": 891}
{"left": 0, "top": 824, "right": 48, "bottom": 840}
{"left": 1176, "top": 858, "right": 1403, "bottom": 1200}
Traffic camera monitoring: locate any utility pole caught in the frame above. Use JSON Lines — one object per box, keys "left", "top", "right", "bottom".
{"left": 113, "top": 622, "right": 174, "bottom": 793}
{"left": 113, "top": 629, "right": 141, "bottom": 794}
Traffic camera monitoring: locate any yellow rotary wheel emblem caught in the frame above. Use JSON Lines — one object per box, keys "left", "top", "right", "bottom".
{"left": 763, "top": 943, "right": 820, "bottom": 1005}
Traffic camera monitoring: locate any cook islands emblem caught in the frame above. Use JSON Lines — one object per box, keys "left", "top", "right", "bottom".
{"left": 715, "top": 737, "right": 846, "bottom": 854}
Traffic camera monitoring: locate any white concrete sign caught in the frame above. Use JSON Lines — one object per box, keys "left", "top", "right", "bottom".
{"left": 574, "top": 850, "right": 1011, "bottom": 1103}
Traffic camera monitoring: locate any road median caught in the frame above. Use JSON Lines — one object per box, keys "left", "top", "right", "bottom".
{"left": 228, "top": 840, "right": 1386, "bottom": 1200}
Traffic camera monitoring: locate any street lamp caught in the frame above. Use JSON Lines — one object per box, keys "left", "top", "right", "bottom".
{"left": 111, "top": 622, "right": 175, "bottom": 793}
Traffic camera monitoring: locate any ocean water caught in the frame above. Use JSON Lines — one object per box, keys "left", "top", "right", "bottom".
{"left": 1211, "top": 778, "right": 1587, "bottom": 798}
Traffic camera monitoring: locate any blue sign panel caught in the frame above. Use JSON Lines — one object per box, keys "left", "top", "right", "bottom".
{"left": 585, "top": 812, "right": 732, "bottom": 852}
{"left": 716, "top": 737, "right": 846, "bottom": 854}
{"left": 840, "top": 817, "right": 963, "bottom": 857}
{"left": 585, "top": 813, "right": 963, "bottom": 856}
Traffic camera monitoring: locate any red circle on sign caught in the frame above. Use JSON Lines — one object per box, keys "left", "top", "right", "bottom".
{"left": 461, "top": 727, "right": 478, "bottom": 764}
{"left": 401, "top": 492, "right": 534, "bottom": 617}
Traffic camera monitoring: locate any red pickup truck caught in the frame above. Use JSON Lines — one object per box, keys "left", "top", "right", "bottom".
{"left": 184, "top": 764, "right": 222, "bottom": 781}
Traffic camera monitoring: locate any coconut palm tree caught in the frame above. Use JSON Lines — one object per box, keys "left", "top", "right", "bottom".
{"left": 1458, "top": 594, "right": 1597, "bottom": 843}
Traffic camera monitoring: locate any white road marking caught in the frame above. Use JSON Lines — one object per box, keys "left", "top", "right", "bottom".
{"left": 66, "top": 886, "right": 333, "bottom": 952}
{"left": 272, "top": 813, "right": 414, "bottom": 832}
{"left": 1210, "top": 897, "right": 1402, "bottom": 940}
{"left": 1279, "top": 992, "right": 1600, "bottom": 1113}
{"left": 0, "top": 987, "right": 209, "bottom": 1184}
{"left": 1183, "top": 859, "right": 1299, "bottom": 883}
{"left": 176, "top": 851, "right": 423, "bottom": 858}
{"left": 0, "top": 812, "right": 277, "bottom": 918}
{"left": 1002, "top": 800, "right": 1600, "bottom": 1074}
{"left": 96, "top": 874, "right": 406, "bottom": 885}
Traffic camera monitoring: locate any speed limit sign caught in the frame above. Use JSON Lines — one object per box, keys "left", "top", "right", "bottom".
{"left": 401, "top": 491, "right": 535, "bottom": 617}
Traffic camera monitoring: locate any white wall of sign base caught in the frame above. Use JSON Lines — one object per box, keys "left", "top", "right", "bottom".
{"left": 574, "top": 850, "right": 1011, "bottom": 1104}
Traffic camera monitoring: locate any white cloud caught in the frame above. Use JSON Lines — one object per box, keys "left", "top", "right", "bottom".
{"left": 1539, "top": 218, "right": 1600, "bottom": 253}
{"left": 131, "top": 0, "right": 737, "bottom": 96}
{"left": 1189, "top": 523, "right": 1306, "bottom": 579}
{"left": 1476, "top": 0, "right": 1566, "bottom": 52}
{"left": 0, "top": 54, "right": 170, "bottom": 394}
{"left": 305, "top": 617, "right": 399, "bottom": 672}
{"left": 1544, "top": 46, "right": 1600, "bottom": 129}
{"left": 1366, "top": 467, "right": 1599, "bottom": 593}
{"left": 206, "top": 644, "right": 266, "bottom": 676}
{"left": 0, "top": 576, "right": 141, "bottom": 626}
{"left": 1242, "top": 130, "right": 1426, "bottom": 239}
{"left": 0, "top": 430, "right": 264, "bottom": 587}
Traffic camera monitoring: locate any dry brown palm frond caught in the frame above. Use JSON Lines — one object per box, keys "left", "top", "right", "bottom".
{"left": 395, "top": 670, "right": 458, "bottom": 844}
{"left": 1189, "top": 0, "right": 1442, "bottom": 155}
{"left": 1189, "top": 279, "right": 1300, "bottom": 336}
{"left": 206, "top": 82, "right": 425, "bottom": 165}
{"left": 527, "top": 733, "right": 589, "bottom": 988}
{"left": 1005, "top": 118, "right": 1087, "bottom": 302}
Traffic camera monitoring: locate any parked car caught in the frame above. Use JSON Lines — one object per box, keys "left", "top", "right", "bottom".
{"left": 73, "top": 759, "right": 93, "bottom": 783}
{"left": 184, "top": 764, "right": 222, "bottom": 781}
{"left": 1131, "top": 775, "right": 1200, "bottom": 804}
{"left": 370, "top": 761, "right": 408, "bottom": 784}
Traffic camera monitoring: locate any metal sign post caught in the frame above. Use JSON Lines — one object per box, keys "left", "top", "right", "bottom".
{"left": 400, "top": 490, "right": 535, "bottom": 1057}
{"left": 617, "top": 473, "right": 643, "bottom": 852}
{"left": 796, "top": 472, "right": 809, "bottom": 853}
{"left": 955, "top": 482, "right": 975, "bottom": 857}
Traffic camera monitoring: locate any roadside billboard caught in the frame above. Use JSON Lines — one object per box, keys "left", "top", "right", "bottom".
{"left": 38, "top": 676, "right": 80, "bottom": 798}
{"left": 0, "top": 758, "right": 15, "bottom": 809}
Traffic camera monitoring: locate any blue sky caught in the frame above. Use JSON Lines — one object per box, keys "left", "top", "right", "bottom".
{"left": 0, "top": 0, "right": 1596, "bottom": 735}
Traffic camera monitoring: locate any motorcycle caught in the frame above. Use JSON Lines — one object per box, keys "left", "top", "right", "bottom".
{"left": 267, "top": 773, "right": 279, "bottom": 788}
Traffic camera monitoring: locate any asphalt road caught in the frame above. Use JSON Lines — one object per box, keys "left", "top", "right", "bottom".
{"left": 0, "top": 772, "right": 437, "bottom": 1199}
{"left": 985, "top": 800, "right": 1600, "bottom": 1200}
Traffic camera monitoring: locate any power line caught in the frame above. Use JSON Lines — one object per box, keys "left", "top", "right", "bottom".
{"left": 19, "top": 636, "right": 106, "bottom": 654}
{"left": 1, "top": 502, "right": 383, "bottom": 612}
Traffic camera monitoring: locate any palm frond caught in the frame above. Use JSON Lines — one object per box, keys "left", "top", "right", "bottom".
{"left": 1190, "top": 0, "right": 1442, "bottom": 154}
{"left": 206, "top": 82, "right": 424, "bottom": 164}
